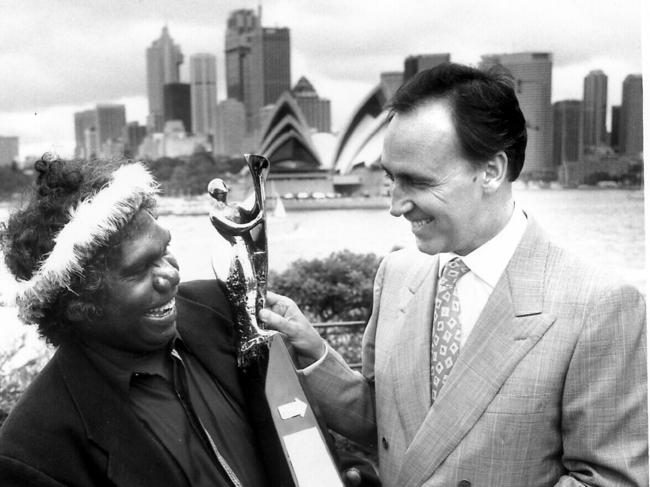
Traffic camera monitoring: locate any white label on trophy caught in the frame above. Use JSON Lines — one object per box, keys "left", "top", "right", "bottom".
{"left": 278, "top": 398, "right": 307, "bottom": 420}
{"left": 282, "top": 427, "right": 343, "bottom": 487}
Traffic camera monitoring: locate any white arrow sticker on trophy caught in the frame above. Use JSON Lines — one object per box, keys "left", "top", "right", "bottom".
{"left": 278, "top": 398, "right": 308, "bottom": 420}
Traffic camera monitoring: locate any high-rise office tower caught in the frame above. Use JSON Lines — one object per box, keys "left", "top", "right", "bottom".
{"left": 225, "top": 9, "right": 258, "bottom": 102}
{"left": 582, "top": 70, "right": 608, "bottom": 150}
{"left": 620, "top": 74, "right": 643, "bottom": 156}
{"left": 84, "top": 128, "right": 99, "bottom": 159}
{"left": 403, "top": 53, "right": 450, "bottom": 82}
{"left": 163, "top": 83, "right": 191, "bottom": 134}
{"left": 215, "top": 98, "right": 246, "bottom": 156}
{"left": 146, "top": 26, "right": 183, "bottom": 133}
{"left": 190, "top": 54, "right": 217, "bottom": 138}
{"left": 74, "top": 105, "right": 126, "bottom": 159}
{"left": 123, "top": 121, "right": 147, "bottom": 157}
{"left": 256, "top": 27, "right": 291, "bottom": 106}
{"left": 224, "top": 9, "right": 291, "bottom": 133}
{"left": 480, "top": 52, "right": 554, "bottom": 180}
{"left": 0, "top": 136, "right": 19, "bottom": 166}
{"left": 96, "top": 104, "right": 127, "bottom": 146}
{"left": 292, "top": 77, "right": 331, "bottom": 133}
{"left": 74, "top": 109, "right": 98, "bottom": 158}
{"left": 552, "top": 100, "right": 582, "bottom": 166}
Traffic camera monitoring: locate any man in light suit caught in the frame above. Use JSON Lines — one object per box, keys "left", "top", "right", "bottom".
{"left": 260, "top": 63, "right": 648, "bottom": 486}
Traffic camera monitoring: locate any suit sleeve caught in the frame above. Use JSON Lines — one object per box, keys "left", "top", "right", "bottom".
{"left": 556, "top": 284, "right": 648, "bottom": 486}
{"left": 299, "top": 257, "right": 388, "bottom": 448}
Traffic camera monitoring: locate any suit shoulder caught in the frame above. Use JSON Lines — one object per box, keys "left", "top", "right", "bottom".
{"left": 0, "top": 352, "right": 81, "bottom": 457}
{"left": 178, "top": 280, "right": 232, "bottom": 317}
{"left": 543, "top": 240, "right": 644, "bottom": 307}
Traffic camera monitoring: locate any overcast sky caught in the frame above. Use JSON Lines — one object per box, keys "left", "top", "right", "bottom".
{"left": 0, "top": 0, "right": 645, "bottom": 160}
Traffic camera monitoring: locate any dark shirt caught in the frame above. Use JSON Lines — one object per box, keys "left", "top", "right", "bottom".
{"left": 82, "top": 337, "right": 267, "bottom": 487}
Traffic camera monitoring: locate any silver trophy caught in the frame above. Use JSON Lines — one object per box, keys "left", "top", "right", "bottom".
{"left": 207, "top": 154, "right": 344, "bottom": 487}
{"left": 208, "top": 153, "right": 273, "bottom": 367}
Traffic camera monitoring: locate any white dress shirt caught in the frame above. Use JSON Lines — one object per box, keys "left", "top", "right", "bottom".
{"left": 438, "top": 203, "right": 528, "bottom": 346}
{"left": 303, "top": 203, "right": 528, "bottom": 370}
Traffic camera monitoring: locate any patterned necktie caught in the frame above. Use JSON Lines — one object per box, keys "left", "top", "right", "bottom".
{"left": 431, "top": 257, "right": 471, "bottom": 403}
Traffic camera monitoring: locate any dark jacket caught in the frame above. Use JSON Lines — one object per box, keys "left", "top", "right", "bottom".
{"left": 0, "top": 280, "right": 292, "bottom": 487}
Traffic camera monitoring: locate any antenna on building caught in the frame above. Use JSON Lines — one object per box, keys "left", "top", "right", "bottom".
{"left": 257, "top": 0, "right": 262, "bottom": 23}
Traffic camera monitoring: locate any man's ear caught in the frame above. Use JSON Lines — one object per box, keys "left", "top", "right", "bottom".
{"left": 481, "top": 151, "right": 508, "bottom": 192}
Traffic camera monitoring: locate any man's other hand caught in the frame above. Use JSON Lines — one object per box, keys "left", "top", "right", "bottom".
{"left": 259, "top": 292, "right": 326, "bottom": 365}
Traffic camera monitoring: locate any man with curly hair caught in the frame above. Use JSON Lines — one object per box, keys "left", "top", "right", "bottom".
{"left": 0, "top": 155, "right": 290, "bottom": 486}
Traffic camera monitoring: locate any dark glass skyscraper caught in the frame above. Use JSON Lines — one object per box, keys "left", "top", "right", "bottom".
{"left": 225, "top": 9, "right": 258, "bottom": 102}
{"left": 163, "top": 83, "right": 191, "bottom": 134}
{"left": 224, "top": 9, "right": 291, "bottom": 133}
{"left": 553, "top": 100, "right": 582, "bottom": 166}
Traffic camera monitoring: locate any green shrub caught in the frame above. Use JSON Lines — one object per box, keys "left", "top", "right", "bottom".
{"left": 269, "top": 250, "right": 381, "bottom": 365}
{"left": 269, "top": 250, "right": 380, "bottom": 323}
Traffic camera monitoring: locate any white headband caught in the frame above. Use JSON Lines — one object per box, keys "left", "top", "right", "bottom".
{"left": 15, "top": 163, "right": 159, "bottom": 324}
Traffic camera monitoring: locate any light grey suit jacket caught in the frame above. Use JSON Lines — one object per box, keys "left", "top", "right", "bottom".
{"left": 303, "top": 219, "right": 647, "bottom": 486}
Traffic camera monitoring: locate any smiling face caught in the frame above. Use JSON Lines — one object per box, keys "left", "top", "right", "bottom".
{"left": 382, "top": 98, "right": 497, "bottom": 256}
{"left": 80, "top": 210, "right": 181, "bottom": 354}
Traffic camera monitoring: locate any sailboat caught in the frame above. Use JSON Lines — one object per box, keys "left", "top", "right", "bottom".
{"left": 269, "top": 181, "right": 286, "bottom": 218}
{"left": 273, "top": 195, "right": 287, "bottom": 218}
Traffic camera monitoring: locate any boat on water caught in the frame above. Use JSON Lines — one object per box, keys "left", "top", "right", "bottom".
{"left": 272, "top": 195, "right": 286, "bottom": 218}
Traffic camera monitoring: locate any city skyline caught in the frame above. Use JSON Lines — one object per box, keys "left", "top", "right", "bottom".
{"left": 0, "top": 0, "right": 644, "bottom": 160}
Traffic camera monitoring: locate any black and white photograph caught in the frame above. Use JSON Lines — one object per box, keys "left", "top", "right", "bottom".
{"left": 0, "top": 1, "right": 646, "bottom": 486}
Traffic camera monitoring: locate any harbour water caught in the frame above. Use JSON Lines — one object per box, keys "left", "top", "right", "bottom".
{"left": 0, "top": 188, "right": 646, "bottom": 355}
{"left": 162, "top": 188, "right": 646, "bottom": 292}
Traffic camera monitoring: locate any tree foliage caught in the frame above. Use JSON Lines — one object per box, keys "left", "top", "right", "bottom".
{"left": 269, "top": 250, "right": 381, "bottom": 323}
{"left": 0, "top": 337, "right": 52, "bottom": 426}
{"left": 0, "top": 165, "right": 33, "bottom": 199}
{"left": 142, "top": 153, "right": 248, "bottom": 196}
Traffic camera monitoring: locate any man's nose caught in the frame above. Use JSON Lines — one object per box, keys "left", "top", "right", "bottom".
{"left": 389, "top": 185, "right": 414, "bottom": 217}
{"left": 153, "top": 254, "right": 180, "bottom": 291}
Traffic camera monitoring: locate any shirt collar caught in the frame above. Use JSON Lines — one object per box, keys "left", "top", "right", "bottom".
{"left": 439, "top": 202, "right": 528, "bottom": 288}
{"left": 81, "top": 335, "right": 183, "bottom": 395}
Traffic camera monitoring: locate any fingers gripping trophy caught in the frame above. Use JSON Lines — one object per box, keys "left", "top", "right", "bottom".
{"left": 207, "top": 155, "right": 344, "bottom": 487}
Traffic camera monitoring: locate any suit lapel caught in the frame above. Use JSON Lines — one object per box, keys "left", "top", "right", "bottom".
{"left": 58, "top": 344, "right": 185, "bottom": 487}
{"left": 175, "top": 291, "right": 246, "bottom": 409}
{"left": 397, "top": 220, "right": 558, "bottom": 487}
{"left": 390, "top": 255, "right": 440, "bottom": 443}
{"left": 55, "top": 285, "right": 241, "bottom": 487}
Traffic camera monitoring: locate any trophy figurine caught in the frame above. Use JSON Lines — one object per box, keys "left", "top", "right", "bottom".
{"left": 208, "top": 153, "right": 272, "bottom": 368}
{"left": 207, "top": 154, "right": 344, "bottom": 487}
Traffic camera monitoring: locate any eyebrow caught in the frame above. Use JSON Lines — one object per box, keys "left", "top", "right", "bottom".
{"left": 121, "top": 229, "right": 171, "bottom": 274}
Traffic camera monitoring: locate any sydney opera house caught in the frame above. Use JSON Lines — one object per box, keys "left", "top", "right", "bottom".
{"left": 253, "top": 71, "right": 405, "bottom": 198}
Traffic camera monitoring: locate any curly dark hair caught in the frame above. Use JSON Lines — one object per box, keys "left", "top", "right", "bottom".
{"left": 1, "top": 156, "right": 156, "bottom": 346}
